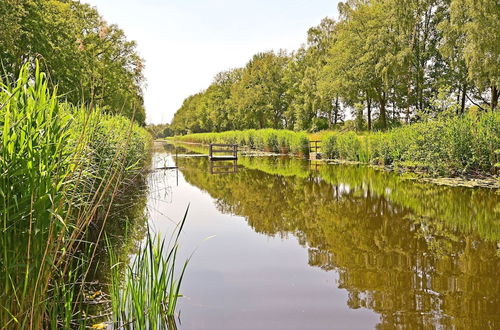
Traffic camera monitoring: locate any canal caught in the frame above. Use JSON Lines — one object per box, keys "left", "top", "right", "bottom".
{"left": 143, "top": 141, "right": 499, "bottom": 329}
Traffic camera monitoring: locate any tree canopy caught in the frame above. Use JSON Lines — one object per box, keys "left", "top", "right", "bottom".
{"left": 171, "top": 0, "right": 499, "bottom": 134}
{"left": 0, "top": 0, "right": 146, "bottom": 124}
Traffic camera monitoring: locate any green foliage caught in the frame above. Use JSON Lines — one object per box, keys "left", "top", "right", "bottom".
{"left": 0, "top": 63, "right": 150, "bottom": 327}
{"left": 440, "top": 0, "right": 500, "bottom": 110}
{"left": 170, "top": 0, "right": 498, "bottom": 134}
{"left": 320, "top": 112, "right": 500, "bottom": 174}
{"left": 147, "top": 123, "right": 173, "bottom": 138}
{"left": 175, "top": 129, "right": 310, "bottom": 156}
{"left": 0, "top": 0, "right": 146, "bottom": 124}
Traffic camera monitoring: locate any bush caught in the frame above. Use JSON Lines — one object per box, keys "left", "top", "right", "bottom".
{"left": 337, "top": 131, "right": 361, "bottom": 161}
{"left": 322, "top": 133, "right": 339, "bottom": 159}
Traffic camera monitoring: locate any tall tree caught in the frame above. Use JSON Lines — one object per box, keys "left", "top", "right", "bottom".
{"left": 0, "top": 0, "right": 146, "bottom": 123}
{"left": 441, "top": 0, "right": 499, "bottom": 111}
{"left": 229, "top": 51, "right": 289, "bottom": 129}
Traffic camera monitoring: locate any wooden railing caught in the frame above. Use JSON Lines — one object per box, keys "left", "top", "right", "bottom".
{"left": 210, "top": 160, "right": 238, "bottom": 174}
{"left": 309, "top": 140, "right": 321, "bottom": 153}
{"left": 209, "top": 144, "right": 238, "bottom": 160}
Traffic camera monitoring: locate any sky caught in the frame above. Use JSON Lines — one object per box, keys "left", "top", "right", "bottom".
{"left": 83, "top": 0, "right": 340, "bottom": 124}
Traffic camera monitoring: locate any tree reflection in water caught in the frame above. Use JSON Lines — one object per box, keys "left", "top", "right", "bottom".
{"left": 175, "top": 154, "right": 500, "bottom": 329}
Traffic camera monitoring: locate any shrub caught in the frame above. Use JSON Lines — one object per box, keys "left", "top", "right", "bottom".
{"left": 322, "top": 133, "right": 339, "bottom": 159}
{"left": 318, "top": 112, "right": 499, "bottom": 175}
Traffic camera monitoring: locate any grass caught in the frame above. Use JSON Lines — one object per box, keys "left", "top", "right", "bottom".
{"left": 107, "top": 207, "right": 190, "bottom": 329}
{"left": 320, "top": 112, "right": 499, "bottom": 175}
{"left": 0, "top": 62, "right": 151, "bottom": 328}
{"left": 172, "top": 129, "right": 310, "bottom": 156}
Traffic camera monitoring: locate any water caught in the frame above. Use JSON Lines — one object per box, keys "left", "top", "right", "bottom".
{"left": 145, "top": 141, "right": 499, "bottom": 329}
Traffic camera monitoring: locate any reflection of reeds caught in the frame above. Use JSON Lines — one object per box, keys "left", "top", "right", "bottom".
{"left": 108, "top": 207, "right": 190, "bottom": 329}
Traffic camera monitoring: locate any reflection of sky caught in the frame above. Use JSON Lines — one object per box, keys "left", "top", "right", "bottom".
{"left": 146, "top": 153, "right": 379, "bottom": 329}
{"left": 83, "top": 0, "right": 340, "bottom": 124}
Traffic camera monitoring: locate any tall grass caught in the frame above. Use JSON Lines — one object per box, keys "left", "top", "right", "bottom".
{"left": 107, "top": 208, "right": 190, "bottom": 329}
{"left": 0, "top": 62, "right": 151, "bottom": 328}
{"left": 173, "top": 129, "right": 310, "bottom": 156}
{"left": 321, "top": 112, "right": 500, "bottom": 175}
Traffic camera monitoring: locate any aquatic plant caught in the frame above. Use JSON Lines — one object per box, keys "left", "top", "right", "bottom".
{"left": 320, "top": 112, "right": 500, "bottom": 175}
{"left": 108, "top": 207, "right": 190, "bottom": 329}
{"left": 0, "top": 62, "right": 151, "bottom": 328}
{"left": 173, "top": 129, "right": 310, "bottom": 156}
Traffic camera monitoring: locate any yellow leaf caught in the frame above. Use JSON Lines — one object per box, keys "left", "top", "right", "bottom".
{"left": 92, "top": 323, "right": 107, "bottom": 329}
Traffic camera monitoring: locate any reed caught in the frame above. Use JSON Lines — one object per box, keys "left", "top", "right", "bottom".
{"left": 0, "top": 62, "right": 151, "bottom": 328}
{"left": 108, "top": 207, "right": 190, "bottom": 329}
{"left": 172, "top": 129, "right": 310, "bottom": 156}
{"left": 321, "top": 112, "right": 499, "bottom": 175}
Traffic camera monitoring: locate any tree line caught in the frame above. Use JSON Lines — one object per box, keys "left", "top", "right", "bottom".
{"left": 0, "top": 0, "right": 146, "bottom": 124}
{"left": 171, "top": 0, "right": 499, "bottom": 134}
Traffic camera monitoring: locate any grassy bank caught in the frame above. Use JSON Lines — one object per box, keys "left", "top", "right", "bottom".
{"left": 173, "top": 112, "right": 499, "bottom": 176}
{"left": 173, "top": 129, "right": 310, "bottom": 155}
{"left": 0, "top": 63, "right": 151, "bottom": 327}
{"left": 321, "top": 112, "right": 499, "bottom": 175}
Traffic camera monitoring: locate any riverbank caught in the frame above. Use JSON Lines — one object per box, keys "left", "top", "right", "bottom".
{"left": 169, "top": 113, "right": 499, "bottom": 185}
{"left": 167, "top": 137, "right": 499, "bottom": 189}
{"left": 0, "top": 64, "right": 151, "bottom": 327}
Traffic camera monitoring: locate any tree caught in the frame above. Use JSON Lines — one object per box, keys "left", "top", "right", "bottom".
{"left": 441, "top": 0, "right": 500, "bottom": 111}
{"left": 229, "top": 51, "right": 289, "bottom": 129}
{"left": 170, "top": 0, "right": 499, "bottom": 132}
{"left": 0, "top": 0, "right": 146, "bottom": 123}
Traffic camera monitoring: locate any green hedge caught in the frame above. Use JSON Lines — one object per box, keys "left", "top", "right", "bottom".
{"left": 321, "top": 112, "right": 500, "bottom": 175}
{"left": 174, "top": 129, "right": 310, "bottom": 156}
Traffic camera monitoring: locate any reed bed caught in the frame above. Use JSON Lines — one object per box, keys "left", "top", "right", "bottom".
{"left": 321, "top": 112, "right": 499, "bottom": 175}
{"left": 0, "top": 62, "right": 152, "bottom": 328}
{"left": 173, "top": 129, "right": 310, "bottom": 156}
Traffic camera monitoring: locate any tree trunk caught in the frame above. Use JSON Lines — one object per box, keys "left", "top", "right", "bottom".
{"left": 334, "top": 95, "right": 339, "bottom": 125}
{"left": 379, "top": 91, "right": 387, "bottom": 130}
{"left": 492, "top": 86, "right": 499, "bottom": 111}
{"left": 460, "top": 82, "right": 467, "bottom": 114}
{"left": 367, "top": 96, "right": 372, "bottom": 131}
{"left": 406, "top": 83, "right": 411, "bottom": 123}
{"left": 392, "top": 99, "right": 396, "bottom": 120}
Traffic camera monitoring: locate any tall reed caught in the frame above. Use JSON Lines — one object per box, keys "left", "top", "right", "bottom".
{"left": 107, "top": 207, "right": 190, "bottom": 329}
{"left": 173, "top": 129, "right": 310, "bottom": 156}
{"left": 0, "top": 62, "right": 151, "bottom": 328}
{"left": 321, "top": 112, "right": 499, "bottom": 175}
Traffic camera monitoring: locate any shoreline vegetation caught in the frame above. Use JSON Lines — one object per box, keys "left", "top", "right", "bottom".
{"left": 168, "top": 110, "right": 499, "bottom": 188}
{"left": 0, "top": 63, "right": 184, "bottom": 328}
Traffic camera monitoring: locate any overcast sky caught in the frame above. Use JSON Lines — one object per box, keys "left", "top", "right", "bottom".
{"left": 83, "top": 0, "right": 340, "bottom": 124}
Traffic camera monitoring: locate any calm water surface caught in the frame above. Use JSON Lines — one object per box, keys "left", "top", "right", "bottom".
{"left": 145, "top": 141, "right": 499, "bottom": 330}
